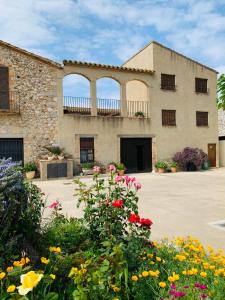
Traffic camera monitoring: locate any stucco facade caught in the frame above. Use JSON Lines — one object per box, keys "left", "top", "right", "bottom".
{"left": 0, "top": 40, "right": 219, "bottom": 170}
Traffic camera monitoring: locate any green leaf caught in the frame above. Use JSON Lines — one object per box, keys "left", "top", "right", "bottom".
{"left": 44, "top": 293, "right": 59, "bottom": 300}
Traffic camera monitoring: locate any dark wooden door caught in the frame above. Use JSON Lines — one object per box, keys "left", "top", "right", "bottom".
{"left": 0, "top": 138, "right": 23, "bottom": 163}
{"left": 0, "top": 66, "right": 9, "bottom": 109}
{"left": 120, "top": 138, "right": 152, "bottom": 173}
{"left": 208, "top": 144, "right": 216, "bottom": 167}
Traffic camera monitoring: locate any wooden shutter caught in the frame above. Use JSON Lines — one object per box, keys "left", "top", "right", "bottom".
{"left": 196, "top": 111, "right": 208, "bottom": 126}
{"left": 162, "top": 110, "right": 176, "bottom": 126}
{"left": 195, "top": 78, "right": 207, "bottom": 93}
{"left": 0, "top": 66, "right": 9, "bottom": 109}
{"left": 161, "top": 74, "right": 175, "bottom": 90}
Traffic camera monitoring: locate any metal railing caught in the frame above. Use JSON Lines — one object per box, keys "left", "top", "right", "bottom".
{"left": 97, "top": 98, "right": 120, "bottom": 116}
{"left": 127, "top": 101, "right": 149, "bottom": 118}
{"left": 64, "top": 96, "right": 91, "bottom": 115}
{"left": 0, "top": 91, "right": 20, "bottom": 113}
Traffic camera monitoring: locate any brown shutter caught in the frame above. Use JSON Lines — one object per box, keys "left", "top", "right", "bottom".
{"left": 195, "top": 78, "right": 207, "bottom": 93}
{"left": 196, "top": 111, "right": 208, "bottom": 126}
{"left": 0, "top": 67, "right": 9, "bottom": 109}
{"left": 162, "top": 110, "right": 176, "bottom": 126}
{"left": 161, "top": 74, "right": 175, "bottom": 90}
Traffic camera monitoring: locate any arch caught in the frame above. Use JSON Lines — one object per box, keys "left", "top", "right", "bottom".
{"left": 63, "top": 71, "right": 91, "bottom": 82}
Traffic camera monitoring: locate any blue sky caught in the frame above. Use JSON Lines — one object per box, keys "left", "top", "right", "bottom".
{"left": 1, "top": 0, "right": 225, "bottom": 98}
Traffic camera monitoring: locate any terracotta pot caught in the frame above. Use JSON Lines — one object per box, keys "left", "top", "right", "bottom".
{"left": 117, "top": 170, "right": 125, "bottom": 176}
{"left": 158, "top": 168, "right": 165, "bottom": 173}
{"left": 26, "top": 171, "right": 35, "bottom": 180}
{"left": 171, "top": 167, "right": 177, "bottom": 173}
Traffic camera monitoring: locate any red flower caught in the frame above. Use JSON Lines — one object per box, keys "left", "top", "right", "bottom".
{"left": 129, "top": 214, "right": 140, "bottom": 223}
{"left": 112, "top": 199, "right": 124, "bottom": 208}
{"left": 139, "top": 218, "right": 153, "bottom": 228}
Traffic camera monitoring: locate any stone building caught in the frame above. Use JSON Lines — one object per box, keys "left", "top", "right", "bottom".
{"left": 0, "top": 40, "right": 219, "bottom": 172}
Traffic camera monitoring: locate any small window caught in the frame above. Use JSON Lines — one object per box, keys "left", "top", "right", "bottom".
{"left": 0, "top": 66, "right": 9, "bottom": 109}
{"left": 161, "top": 74, "right": 175, "bottom": 90}
{"left": 195, "top": 78, "right": 207, "bottom": 93}
{"left": 196, "top": 111, "right": 208, "bottom": 126}
{"left": 80, "top": 137, "right": 94, "bottom": 163}
{"left": 162, "top": 110, "right": 176, "bottom": 126}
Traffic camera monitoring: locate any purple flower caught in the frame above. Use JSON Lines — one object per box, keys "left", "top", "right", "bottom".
{"left": 201, "top": 294, "right": 208, "bottom": 299}
{"left": 184, "top": 285, "right": 189, "bottom": 289}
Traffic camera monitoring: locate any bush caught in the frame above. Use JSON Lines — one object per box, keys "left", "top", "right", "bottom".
{"left": 173, "top": 147, "right": 208, "bottom": 170}
{"left": 23, "top": 161, "right": 37, "bottom": 172}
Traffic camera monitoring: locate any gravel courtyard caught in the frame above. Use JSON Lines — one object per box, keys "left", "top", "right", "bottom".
{"left": 36, "top": 168, "right": 225, "bottom": 249}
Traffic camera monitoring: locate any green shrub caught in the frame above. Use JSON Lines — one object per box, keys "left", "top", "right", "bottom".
{"left": 23, "top": 161, "right": 37, "bottom": 172}
{"left": 155, "top": 160, "right": 167, "bottom": 169}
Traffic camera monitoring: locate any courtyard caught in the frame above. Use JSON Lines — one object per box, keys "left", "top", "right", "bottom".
{"left": 36, "top": 168, "right": 225, "bottom": 250}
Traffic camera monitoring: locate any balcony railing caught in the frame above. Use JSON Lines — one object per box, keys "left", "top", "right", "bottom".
{"left": 0, "top": 91, "right": 20, "bottom": 113}
{"left": 63, "top": 97, "right": 149, "bottom": 118}
{"left": 127, "top": 101, "right": 149, "bottom": 118}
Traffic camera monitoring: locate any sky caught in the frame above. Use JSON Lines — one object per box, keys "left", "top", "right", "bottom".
{"left": 1, "top": 0, "right": 225, "bottom": 98}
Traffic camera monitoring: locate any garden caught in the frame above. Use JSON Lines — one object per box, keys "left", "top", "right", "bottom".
{"left": 0, "top": 159, "right": 225, "bottom": 300}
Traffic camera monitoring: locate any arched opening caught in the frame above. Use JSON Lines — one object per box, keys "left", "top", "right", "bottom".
{"left": 126, "top": 80, "right": 149, "bottom": 117}
{"left": 63, "top": 74, "right": 91, "bottom": 115}
{"left": 96, "top": 77, "right": 120, "bottom": 116}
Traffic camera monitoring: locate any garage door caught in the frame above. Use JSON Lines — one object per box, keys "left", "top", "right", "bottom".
{"left": 0, "top": 138, "right": 24, "bottom": 164}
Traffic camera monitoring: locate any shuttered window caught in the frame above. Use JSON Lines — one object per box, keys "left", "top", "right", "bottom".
{"left": 195, "top": 78, "right": 207, "bottom": 93}
{"left": 161, "top": 74, "right": 176, "bottom": 90}
{"left": 80, "top": 138, "right": 94, "bottom": 163}
{"left": 0, "top": 66, "right": 9, "bottom": 109}
{"left": 162, "top": 110, "right": 176, "bottom": 126}
{"left": 196, "top": 111, "right": 208, "bottom": 126}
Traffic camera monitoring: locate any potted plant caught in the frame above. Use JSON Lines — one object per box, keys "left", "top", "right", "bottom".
{"left": 81, "top": 162, "right": 94, "bottom": 175}
{"left": 170, "top": 161, "right": 178, "bottom": 173}
{"left": 44, "top": 145, "right": 63, "bottom": 160}
{"left": 23, "top": 162, "right": 37, "bottom": 180}
{"left": 116, "top": 163, "right": 125, "bottom": 176}
{"left": 134, "top": 111, "right": 145, "bottom": 118}
{"left": 155, "top": 160, "right": 167, "bottom": 173}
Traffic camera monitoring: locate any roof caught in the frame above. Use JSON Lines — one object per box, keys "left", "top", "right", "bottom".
{"left": 63, "top": 60, "right": 154, "bottom": 74}
{"left": 0, "top": 40, "right": 62, "bottom": 68}
{"left": 122, "top": 40, "right": 218, "bottom": 74}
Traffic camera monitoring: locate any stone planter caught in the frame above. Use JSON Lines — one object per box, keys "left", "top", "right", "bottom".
{"left": 26, "top": 171, "right": 35, "bottom": 180}
{"left": 171, "top": 167, "right": 177, "bottom": 173}
{"left": 82, "top": 168, "right": 94, "bottom": 175}
{"left": 158, "top": 168, "right": 165, "bottom": 173}
{"left": 58, "top": 155, "right": 65, "bottom": 160}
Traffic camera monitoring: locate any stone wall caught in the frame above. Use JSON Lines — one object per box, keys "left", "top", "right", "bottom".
{"left": 218, "top": 109, "right": 225, "bottom": 136}
{"left": 0, "top": 45, "right": 60, "bottom": 162}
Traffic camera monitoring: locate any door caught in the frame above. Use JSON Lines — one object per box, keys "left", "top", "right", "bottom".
{"left": 0, "top": 138, "right": 24, "bottom": 164}
{"left": 0, "top": 66, "right": 9, "bottom": 109}
{"left": 208, "top": 143, "right": 216, "bottom": 167}
{"left": 120, "top": 138, "right": 152, "bottom": 173}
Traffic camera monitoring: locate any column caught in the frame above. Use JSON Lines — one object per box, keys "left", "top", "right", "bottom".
{"left": 90, "top": 79, "right": 97, "bottom": 116}
{"left": 120, "top": 82, "right": 127, "bottom": 117}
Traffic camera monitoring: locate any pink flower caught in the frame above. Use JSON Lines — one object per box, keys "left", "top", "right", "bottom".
{"left": 125, "top": 175, "right": 131, "bottom": 185}
{"left": 109, "top": 164, "right": 116, "bottom": 172}
{"left": 48, "top": 201, "right": 59, "bottom": 209}
{"left": 134, "top": 182, "right": 142, "bottom": 190}
{"left": 115, "top": 175, "right": 123, "bottom": 182}
{"left": 93, "top": 166, "right": 101, "bottom": 173}
{"left": 131, "top": 177, "right": 136, "bottom": 182}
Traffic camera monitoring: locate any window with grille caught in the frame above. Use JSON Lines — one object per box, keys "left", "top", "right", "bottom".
{"left": 0, "top": 66, "right": 9, "bottom": 109}
{"left": 161, "top": 74, "right": 176, "bottom": 90}
{"left": 196, "top": 111, "right": 208, "bottom": 126}
{"left": 80, "top": 137, "right": 94, "bottom": 163}
{"left": 162, "top": 110, "right": 176, "bottom": 126}
{"left": 195, "top": 78, "right": 207, "bottom": 93}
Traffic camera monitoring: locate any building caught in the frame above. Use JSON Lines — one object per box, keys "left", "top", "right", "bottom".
{"left": 0, "top": 40, "right": 219, "bottom": 173}
{"left": 218, "top": 109, "right": 225, "bottom": 166}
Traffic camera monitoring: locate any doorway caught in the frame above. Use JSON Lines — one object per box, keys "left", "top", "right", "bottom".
{"left": 120, "top": 138, "right": 152, "bottom": 173}
{"left": 208, "top": 143, "right": 216, "bottom": 167}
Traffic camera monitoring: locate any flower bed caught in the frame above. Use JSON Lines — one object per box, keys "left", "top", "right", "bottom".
{"left": 0, "top": 165, "right": 224, "bottom": 299}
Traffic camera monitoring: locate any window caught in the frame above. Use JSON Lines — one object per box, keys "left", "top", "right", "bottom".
{"left": 0, "top": 66, "right": 9, "bottom": 109}
{"left": 196, "top": 111, "right": 208, "bottom": 126}
{"left": 161, "top": 74, "right": 175, "bottom": 90}
{"left": 162, "top": 110, "right": 176, "bottom": 126}
{"left": 195, "top": 78, "right": 207, "bottom": 93}
{"left": 80, "top": 138, "right": 94, "bottom": 163}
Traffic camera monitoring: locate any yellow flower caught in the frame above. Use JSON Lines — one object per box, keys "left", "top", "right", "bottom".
{"left": 50, "top": 274, "right": 56, "bottom": 280}
{"left": 41, "top": 257, "right": 50, "bottom": 265}
{"left": 131, "top": 275, "right": 138, "bottom": 281}
{"left": 175, "top": 254, "right": 186, "bottom": 262}
{"left": 168, "top": 272, "right": 179, "bottom": 282}
{"left": 7, "top": 285, "right": 16, "bottom": 293}
{"left": 20, "top": 258, "right": 30, "bottom": 265}
{"left": 112, "top": 286, "right": 120, "bottom": 293}
{"left": 13, "top": 261, "right": 24, "bottom": 268}
{"left": 0, "top": 272, "right": 6, "bottom": 280}
{"left": 17, "top": 271, "right": 43, "bottom": 295}
{"left": 156, "top": 257, "right": 162, "bottom": 262}
{"left": 159, "top": 282, "right": 166, "bottom": 288}
{"left": 200, "top": 272, "right": 207, "bottom": 277}
{"left": 49, "top": 246, "right": 61, "bottom": 253}
{"left": 142, "top": 271, "right": 149, "bottom": 277}
{"left": 149, "top": 270, "right": 160, "bottom": 277}
{"left": 182, "top": 270, "right": 187, "bottom": 275}
{"left": 6, "top": 267, "right": 13, "bottom": 273}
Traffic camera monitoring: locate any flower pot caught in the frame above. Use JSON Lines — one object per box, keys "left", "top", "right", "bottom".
{"left": 158, "top": 168, "right": 165, "bottom": 173}
{"left": 171, "top": 167, "right": 177, "bottom": 173}
{"left": 117, "top": 170, "right": 125, "bottom": 176}
{"left": 58, "top": 155, "right": 64, "bottom": 160}
{"left": 26, "top": 171, "right": 35, "bottom": 180}
{"left": 48, "top": 156, "right": 54, "bottom": 161}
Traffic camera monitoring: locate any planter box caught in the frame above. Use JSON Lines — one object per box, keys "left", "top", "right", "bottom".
{"left": 39, "top": 159, "right": 73, "bottom": 180}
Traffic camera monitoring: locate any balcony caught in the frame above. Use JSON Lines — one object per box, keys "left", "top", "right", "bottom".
{"left": 0, "top": 91, "right": 20, "bottom": 114}
{"left": 63, "top": 96, "right": 149, "bottom": 118}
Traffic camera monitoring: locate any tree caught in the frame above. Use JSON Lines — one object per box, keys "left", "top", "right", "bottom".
{"left": 217, "top": 74, "right": 225, "bottom": 110}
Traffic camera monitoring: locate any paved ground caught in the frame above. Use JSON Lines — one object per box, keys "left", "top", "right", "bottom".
{"left": 36, "top": 168, "right": 225, "bottom": 250}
